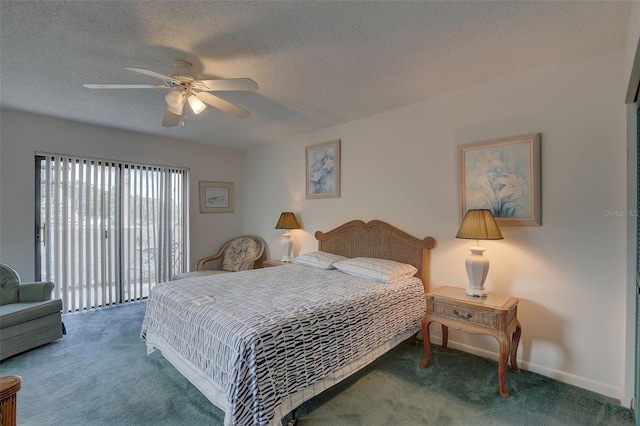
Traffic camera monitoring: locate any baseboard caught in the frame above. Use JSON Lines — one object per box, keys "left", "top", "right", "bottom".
{"left": 430, "top": 336, "right": 631, "bottom": 408}
{"left": 620, "top": 395, "right": 634, "bottom": 410}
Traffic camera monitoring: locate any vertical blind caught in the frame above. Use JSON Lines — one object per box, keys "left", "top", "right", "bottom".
{"left": 37, "top": 154, "right": 189, "bottom": 312}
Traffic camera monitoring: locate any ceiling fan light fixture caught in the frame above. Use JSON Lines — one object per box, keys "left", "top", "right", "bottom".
{"left": 167, "top": 103, "right": 184, "bottom": 115}
{"left": 188, "top": 94, "right": 206, "bottom": 114}
{"left": 165, "top": 90, "right": 184, "bottom": 108}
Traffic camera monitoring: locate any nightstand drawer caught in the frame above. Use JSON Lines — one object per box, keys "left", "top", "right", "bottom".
{"left": 431, "top": 300, "right": 497, "bottom": 328}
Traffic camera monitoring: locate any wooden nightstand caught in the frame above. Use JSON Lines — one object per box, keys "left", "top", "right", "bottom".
{"left": 420, "top": 286, "right": 522, "bottom": 398}
{"left": 263, "top": 260, "right": 291, "bottom": 268}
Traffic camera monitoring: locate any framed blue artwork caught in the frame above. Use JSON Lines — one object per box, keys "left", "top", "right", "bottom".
{"left": 199, "top": 181, "right": 234, "bottom": 213}
{"left": 459, "top": 133, "right": 541, "bottom": 226}
{"left": 306, "top": 139, "right": 341, "bottom": 199}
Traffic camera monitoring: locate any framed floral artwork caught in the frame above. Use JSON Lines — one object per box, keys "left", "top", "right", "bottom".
{"left": 199, "top": 181, "right": 234, "bottom": 213}
{"left": 459, "top": 133, "right": 541, "bottom": 226}
{"left": 306, "top": 139, "right": 341, "bottom": 199}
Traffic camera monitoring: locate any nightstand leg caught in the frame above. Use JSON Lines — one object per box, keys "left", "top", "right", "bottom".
{"left": 497, "top": 331, "right": 510, "bottom": 398}
{"left": 440, "top": 325, "right": 449, "bottom": 351}
{"left": 510, "top": 320, "right": 522, "bottom": 373}
{"left": 420, "top": 315, "right": 431, "bottom": 368}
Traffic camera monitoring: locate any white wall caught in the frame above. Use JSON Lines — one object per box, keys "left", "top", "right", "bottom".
{"left": 244, "top": 50, "right": 629, "bottom": 402}
{"left": 0, "top": 110, "right": 245, "bottom": 279}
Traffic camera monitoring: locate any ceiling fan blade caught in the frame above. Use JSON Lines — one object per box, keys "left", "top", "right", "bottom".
{"left": 83, "top": 83, "right": 165, "bottom": 89}
{"left": 196, "top": 92, "right": 251, "bottom": 118}
{"left": 162, "top": 107, "right": 181, "bottom": 127}
{"left": 194, "top": 78, "right": 259, "bottom": 92}
{"left": 124, "top": 67, "right": 178, "bottom": 83}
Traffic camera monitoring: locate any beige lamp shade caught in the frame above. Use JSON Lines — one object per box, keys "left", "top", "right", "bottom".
{"left": 275, "top": 212, "right": 301, "bottom": 230}
{"left": 456, "top": 209, "right": 503, "bottom": 240}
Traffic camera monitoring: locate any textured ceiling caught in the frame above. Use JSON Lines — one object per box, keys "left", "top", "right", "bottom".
{"left": 0, "top": 1, "right": 631, "bottom": 150}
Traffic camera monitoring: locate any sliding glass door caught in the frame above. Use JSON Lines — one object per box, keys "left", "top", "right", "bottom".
{"left": 36, "top": 154, "right": 189, "bottom": 312}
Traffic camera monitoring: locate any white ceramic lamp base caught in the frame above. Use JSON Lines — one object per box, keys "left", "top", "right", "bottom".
{"left": 465, "top": 246, "right": 489, "bottom": 297}
{"left": 280, "top": 232, "right": 293, "bottom": 262}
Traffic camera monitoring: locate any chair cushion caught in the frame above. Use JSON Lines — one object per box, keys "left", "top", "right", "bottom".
{"left": 0, "top": 299, "right": 63, "bottom": 329}
{"left": 222, "top": 239, "right": 259, "bottom": 272}
{"left": 0, "top": 264, "right": 20, "bottom": 305}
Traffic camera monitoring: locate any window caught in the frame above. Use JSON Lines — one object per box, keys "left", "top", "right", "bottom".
{"left": 36, "top": 154, "right": 189, "bottom": 312}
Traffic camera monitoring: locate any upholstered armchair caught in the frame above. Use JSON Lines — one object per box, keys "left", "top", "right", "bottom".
{"left": 173, "top": 235, "right": 266, "bottom": 280}
{"left": 0, "top": 264, "right": 64, "bottom": 360}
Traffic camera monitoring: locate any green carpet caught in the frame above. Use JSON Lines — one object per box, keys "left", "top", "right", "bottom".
{"left": 0, "top": 301, "right": 634, "bottom": 425}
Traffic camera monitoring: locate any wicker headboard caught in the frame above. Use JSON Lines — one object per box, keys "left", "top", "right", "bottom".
{"left": 315, "top": 220, "right": 436, "bottom": 293}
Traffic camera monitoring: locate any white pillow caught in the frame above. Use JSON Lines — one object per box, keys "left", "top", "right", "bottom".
{"left": 333, "top": 257, "right": 418, "bottom": 283}
{"left": 292, "top": 251, "right": 348, "bottom": 269}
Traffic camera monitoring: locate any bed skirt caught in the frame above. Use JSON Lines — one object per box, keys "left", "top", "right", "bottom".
{"left": 145, "top": 328, "right": 418, "bottom": 426}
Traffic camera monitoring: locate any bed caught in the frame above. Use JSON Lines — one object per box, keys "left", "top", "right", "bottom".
{"left": 140, "top": 219, "right": 435, "bottom": 425}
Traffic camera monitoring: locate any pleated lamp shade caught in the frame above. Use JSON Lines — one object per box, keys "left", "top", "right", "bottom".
{"left": 275, "top": 212, "right": 300, "bottom": 230}
{"left": 456, "top": 209, "right": 503, "bottom": 240}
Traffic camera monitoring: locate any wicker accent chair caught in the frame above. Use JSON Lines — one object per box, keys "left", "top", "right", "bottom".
{"left": 173, "top": 235, "right": 266, "bottom": 280}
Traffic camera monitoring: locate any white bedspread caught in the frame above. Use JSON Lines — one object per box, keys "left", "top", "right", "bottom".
{"left": 140, "top": 264, "right": 424, "bottom": 426}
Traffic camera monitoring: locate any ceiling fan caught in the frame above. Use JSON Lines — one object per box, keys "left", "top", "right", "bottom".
{"left": 83, "top": 60, "right": 258, "bottom": 127}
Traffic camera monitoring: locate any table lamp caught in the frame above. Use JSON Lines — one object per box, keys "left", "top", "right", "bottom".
{"left": 455, "top": 209, "right": 503, "bottom": 297}
{"left": 275, "top": 212, "right": 301, "bottom": 262}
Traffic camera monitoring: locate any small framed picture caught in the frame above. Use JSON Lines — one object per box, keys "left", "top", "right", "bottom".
{"left": 306, "top": 139, "right": 341, "bottom": 199}
{"left": 459, "top": 133, "right": 541, "bottom": 226}
{"left": 199, "top": 181, "right": 234, "bottom": 213}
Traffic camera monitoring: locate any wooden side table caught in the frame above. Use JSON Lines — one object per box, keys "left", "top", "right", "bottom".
{"left": 420, "top": 286, "right": 522, "bottom": 397}
{"left": 263, "top": 260, "right": 290, "bottom": 268}
{"left": 0, "top": 376, "right": 22, "bottom": 426}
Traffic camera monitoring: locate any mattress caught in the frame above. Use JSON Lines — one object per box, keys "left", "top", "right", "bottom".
{"left": 141, "top": 264, "right": 424, "bottom": 426}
